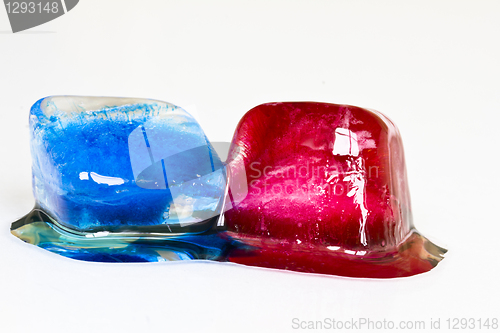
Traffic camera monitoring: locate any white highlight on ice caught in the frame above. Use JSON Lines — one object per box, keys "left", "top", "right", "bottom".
{"left": 332, "top": 128, "right": 359, "bottom": 157}
{"left": 90, "top": 172, "right": 125, "bottom": 186}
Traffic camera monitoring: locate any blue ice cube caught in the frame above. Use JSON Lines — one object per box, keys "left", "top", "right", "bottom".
{"left": 29, "top": 96, "right": 225, "bottom": 233}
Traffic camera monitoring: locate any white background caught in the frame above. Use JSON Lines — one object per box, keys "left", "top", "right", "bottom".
{"left": 1, "top": 1, "right": 499, "bottom": 332}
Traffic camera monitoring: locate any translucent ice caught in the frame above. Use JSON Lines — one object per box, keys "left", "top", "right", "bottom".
{"left": 28, "top": 96, "right": 225, "bottom": 233}
{"left": 11, "top": 98, "right": 446, "bottom": 277}
{"left": 223, "top": 102, "right": 446, "bottom": 278}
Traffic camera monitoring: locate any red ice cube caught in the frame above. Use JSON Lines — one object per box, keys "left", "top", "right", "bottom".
{"left": 223, "top": 102, "right": 445, "bottom": 278}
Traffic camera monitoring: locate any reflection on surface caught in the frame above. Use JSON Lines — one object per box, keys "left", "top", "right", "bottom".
{"left": 332, "top": 128, "right": 359, "bottom": 157}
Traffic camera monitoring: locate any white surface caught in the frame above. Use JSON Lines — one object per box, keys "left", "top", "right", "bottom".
{"left": 1, "top": 1, "right": 499, "bottom": 332}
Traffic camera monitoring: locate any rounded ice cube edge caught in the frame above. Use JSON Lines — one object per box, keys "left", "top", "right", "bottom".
{"left": 221, "top": 101, "right": 447, "bottom": 278}
{"left": 10, "top": 95, "right": 234, "bottom": 262}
